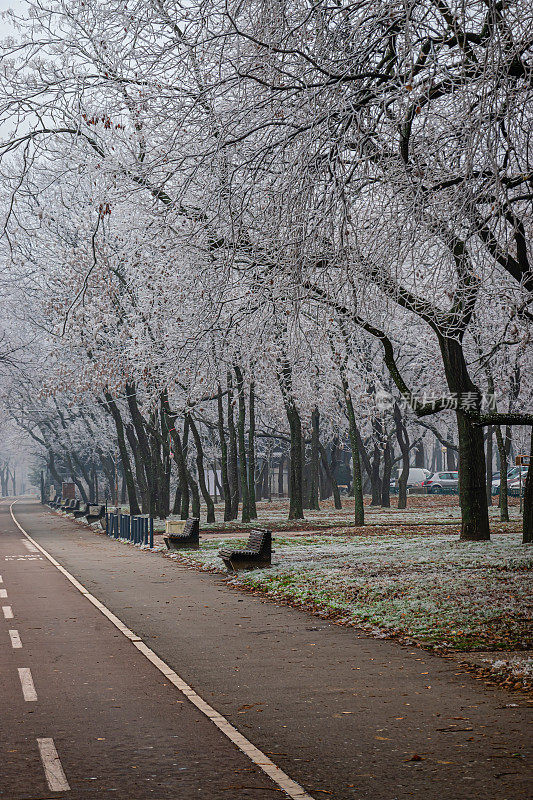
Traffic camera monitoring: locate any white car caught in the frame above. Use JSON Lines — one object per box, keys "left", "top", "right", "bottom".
{"left": 391, "top": 468, "right": 431, "bottom": 490}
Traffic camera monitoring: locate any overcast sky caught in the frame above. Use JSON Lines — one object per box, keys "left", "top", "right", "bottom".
{"left": 0, "top": 0, "right": 25, "bottom": 38}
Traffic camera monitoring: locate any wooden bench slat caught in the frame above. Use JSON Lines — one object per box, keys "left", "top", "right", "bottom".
{"left": 218, "top": 529, "right": 272, "bottom": 571}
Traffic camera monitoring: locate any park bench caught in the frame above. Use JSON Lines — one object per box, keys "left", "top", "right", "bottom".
{"left": 164, "top": 518, "right": 200, "bottom": 551}
{"left": 73, "top": 503, "right": 89, "bottom": 519}
{"left": 218, "top": 529, "right": 272, "bottom": 571}
{"left": 50, "top": 497, "right": 60, "bottom": 508}
{"left": 85, "top": 504, "right": 105, "bottom": 524}
{"left": 60, "top": 498, "right": 71, "bottom": 510}
{"left": 65, "top": 499, "right": 80, "bottom": 513}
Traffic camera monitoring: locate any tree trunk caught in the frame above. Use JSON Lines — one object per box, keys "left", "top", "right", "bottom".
{"left": 64, "top": 452, "right": 89, "bottom": 504}
{"left": 125, "top": 423, "right": 149, "bottom": 512}
{"left": 213, "top": 462, "right": 223, "bottom": 503}
{"left": 522, "top": 428, "right": 533, "bottom": 544}
{"left": 414, "top": 441, "right": 425, "bottom": 467}
{"left": 286, "top": 405, "right": 304, "bottom": 519}
{"left": 217, "top": 386, "right": 232, "bottom": 521}
{"left": 381, "top": 437, "right": 392, "bottom": 508}
{"left": 91, "top": 463, "right": 99, "bottom": 503}
{"left": 263, "top": 454, "right": 271, "bottom": 501}
{"left": 370, "top": 443, "right": 382, "bottom": 506}
{"left": 394, "top": 403, "right": 410, "bottom": 510}
{"left": 278, "top": 453, "right": 285, "bottom": 497}
{"left": 342, "top": 380, "right": 364, "bottom": 525}
{"left": 158, "top": 400, "right": 172, "bottom": 518}
{"left": 439, "top": 336, "right": 490, "bottom": 541}
{"left": 485, "top": 426, "right": 493, "bottom": 505}
{"left": 188, "top": 469, "right": 200, "bottom": 518}
{"left": 308, "top": 407, "right": 321, "bottom": 510}
{"left": 234, "top": 365, "right": 250, "bottom": 523}
{"left": 446, "top": 447, "right": 456, "bottom": 471}
{"left": 187, "top": 416, "right": 215, "bottom": 523}
{"left": 125, "top": 383, "right": 156, "bottom": 515}
{"left": 119, "top": 465, "right": 126, "bottom": 504}
{"left": 47, "top": 450, "right": 63, "bottom": 491}
{"left": 494, "top": 425, "right": 509, "bottom": 521}
{"left": 103, "top": 391, "right": 140, "bottom": 514}
{"left": 99, "top": 453, "right": 116, "bottom": 504}
{"left": 227, "top": 373, "right": 239, "bottom": 519}
{"left": 172, "top": 478, "right": 181, "bottom": 515}
{"left": 247, "top": 381, "right": 258, "bottom": 519}
{"left": 160, "top": 393, "right": 190, "bottom": 520}
{"left": 319, "top": 441, "right": 342, "bottom": 509}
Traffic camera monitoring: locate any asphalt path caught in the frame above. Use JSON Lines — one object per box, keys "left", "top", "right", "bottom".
{"left": 0, "top": 500, "right": 296, "bottom": 799}
{"left": 3, "top": 500, "right": 532, "bottom": 800}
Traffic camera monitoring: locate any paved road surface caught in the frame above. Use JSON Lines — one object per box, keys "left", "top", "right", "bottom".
{"left": 3, "top": 500, "right": 532, "bottom": 799}
{"left": 0, "top": 500, "right": 293, "bottom": 799}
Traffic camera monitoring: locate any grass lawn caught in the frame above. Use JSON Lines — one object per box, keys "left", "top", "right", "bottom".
{"left": 166, "top": 530, "right": 532, "bottom": 655}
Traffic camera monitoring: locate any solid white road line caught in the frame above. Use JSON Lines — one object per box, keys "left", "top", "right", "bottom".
{"left": 18, "top": 667, "right": 38, "bottom": 701}
{"left": 37, "top": 738, "right": 70, "bottom": 792}
{"left": 9, "top": 629, "right": 22, "bottom": 648}
{"left": 10, "top": 502, "right": 316, "bottom": 800}
{"left": 0, "top": 574, "right": 3, "bottom": 582}
{"left": 2, "top": 605, "right": 13, "bottom": 619}
{"left": 0, "top": 588, "right": 7, "bottom": 597}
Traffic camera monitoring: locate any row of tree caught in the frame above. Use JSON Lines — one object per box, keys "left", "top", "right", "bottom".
{"left": 0, "top": 0, "right": 531, "bottom": 541}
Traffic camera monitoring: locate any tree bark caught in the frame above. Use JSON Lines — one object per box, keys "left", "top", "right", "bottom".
{"left": 342, "top": 380, "right": 364, "bottom": 525}
{"left": 188, "top": 469, "right": 200, "bottom": 518}
{"left": 234, "top": 365, "right": 251, "bottom": 523}
{"left": 308, "top": 408, "right": 321, "bottom": 510}
{"left": 187, "top": 416, "right": 215, "bottom": 523}
{"left": 394, "top": 403, "right": 410, "bottom": 510}
{"left": 160, "top": 392, "right": 190, "bottom": 520}
{"left": 370, "top": 443, "right": 382, "bottom": 506}
{"left": 278, "top": 453, "right": 285, "bottom": 497}
{"left": 439, "top": 336, "right": 490, "bottom": 541}
{"left": 102, "top": 391, "right": 140, "bottom": 514}
{"left": 286, "top": 405, "right": 304, "bottom": 519}
{"left": 68, "top": 459, "right": 89, "bottom": 503}
{"left": 522, "top": 428, "right": 533, "bottom": 544}
{"left": 494, "top": 425, "right": 509, "bottom": 521}
{"left": 227, "top": 373, "right": 240, "bottom": 519}
{"left": 125, "top": 423, "right": 149, "bottom": 512}
{"left": 381, "top": 437, "right": 392, "bottom": 508}
{"left": 247, "top": 381, "right": 258, "bottom": 519}
{"left": 217, "top": 386, "right": 232, "bottom": 521}
{"left": 485, "top": 426, "right": 493, "bottom": 505}
{"left": 319, "top": 441, "right": 342, "bottom": 509}
{"left": 414, "top": 441, "right": 425, "bottom": 468}
{"left": 125, "top": 382, "right": 156, "bottom": 516}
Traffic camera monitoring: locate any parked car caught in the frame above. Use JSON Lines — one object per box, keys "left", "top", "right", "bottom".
{"left": 422, "top": 471, "right": 459, "bottom": 494}
{"left": 390, "top": 468, "right": 431, "bottom": 492}
{"left": 508, "top": 471, "right": 529, "bottom": 497}
{"left": 491, "top": 466, "right": 528, "bottom": 495}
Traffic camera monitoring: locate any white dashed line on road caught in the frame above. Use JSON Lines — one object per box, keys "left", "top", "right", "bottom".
{"left": 22, "top": 539, "right": 39, "bottom": 552}
{"left": 2, "top": 605, "right": 13, "bottom": 619}
{"left": 18, "top": 667, "right": 38, "bottom": 701}
{"left": 0, "top": 588, "right": 7, "bottom": 597}
{"left": 9, "top": 629, "right": 22, "bottom": 648}
{"left": 37, "top": 738, "right": 70, "bottom": 792}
